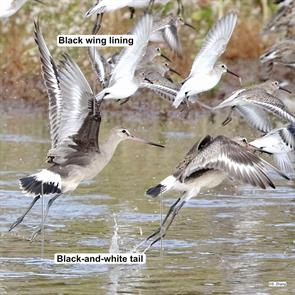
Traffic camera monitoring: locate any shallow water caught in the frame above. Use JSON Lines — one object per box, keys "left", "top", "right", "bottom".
{"left": 0, "top": 110, "right": 294, "bottom": 294}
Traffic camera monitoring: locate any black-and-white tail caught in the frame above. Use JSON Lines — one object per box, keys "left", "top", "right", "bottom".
{"left": 146, "top": 175, "right": 176, "bottom": 198}
{"left": 19, "top": 169, "right": 61, "bottom": 196}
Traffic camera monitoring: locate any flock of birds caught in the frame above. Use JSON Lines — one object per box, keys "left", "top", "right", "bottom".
{"left": 2, "top": 0, "right": 295, "bottom": 252}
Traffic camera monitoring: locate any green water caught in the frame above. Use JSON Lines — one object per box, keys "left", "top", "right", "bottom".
{"left": 0, "top": 109, "right": 294, "bottom": 294}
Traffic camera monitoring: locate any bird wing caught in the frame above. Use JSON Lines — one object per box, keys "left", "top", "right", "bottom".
{"left": 248, "top": 94, "right": 295, "bottom": 123}
{"left": 88, "top": 47, "right": 108, "bottom": 87}
{"left": 181, "top": 135, "right": 284, "bottom": 189}
{"left": 34, "top": 20, "right": 62, "bottom": 149}
{"left": 68, "top": 99, "right": 102, "bottom": 153}
{"left": 162, "top": 24, "right": 182, "bottom": 55}
{"left": 279, "top": 123, "right": 295, "bottom": 149}
{"left": 189, "top": 12, "right": 237, "bottom": 76}
{"left": 141, "top": 79, "right": 179, "bottom": 102}
{"left": 109, "top": 14, "right": 153, "bottom": 85}
{"left": 235, "top": 105, "right": 273, "bottom": 133}
{"left": 57, "top": 53, "right": 94, "bottom": 146}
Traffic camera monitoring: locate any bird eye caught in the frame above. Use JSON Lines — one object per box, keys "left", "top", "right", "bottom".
{"left": 242, "top": 138, "right": 247, "bottom": 143}
{"left": 122, "top": 130, "right": 127, "bottom": 134}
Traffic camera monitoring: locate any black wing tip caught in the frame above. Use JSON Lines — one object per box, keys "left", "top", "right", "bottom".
{"left": 146, "top": 184, "right": 165, "bottom": 198}
{"left": 20, "top": 176, "right": 61, "bottom": 195}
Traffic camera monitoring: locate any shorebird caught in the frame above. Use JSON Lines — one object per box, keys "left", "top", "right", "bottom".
{"left": 150, "top": 13, "right": 196, "bottom": 56}
{"left": 263, "top": 0, "right": 295, "bottom": 37}
{"left": 214, "top": 80, "right": 294, "bottom": 133}
{"left": 95, "top": 14, "right": 154, "bottom": 102}
{"left": 260, "top": 40, "right": 295, "bottom": 70}
{"left": 248, "top": 123, "right": 295, "bottom": 174}
{"left": 8, "top": 21, "right": 164, "bottom": 241}
{"left": 173, "top": 11, "right": 240, "bottom": 108}
{"left": 0, "top": 0, "right": 42, "bottom": 18}
{"left": 139, "top": 135, "right": 288, "bottom": 250}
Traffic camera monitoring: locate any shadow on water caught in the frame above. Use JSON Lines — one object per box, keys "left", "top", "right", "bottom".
{"left": 0, "top": 110, "right": 294, "bottom": 294}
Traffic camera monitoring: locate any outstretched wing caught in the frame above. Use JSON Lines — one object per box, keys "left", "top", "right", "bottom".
{"left": 181, "top": 135, "right": 283, "bottom": 188}
{"left": 110, "top": 14, "right": 153, "bottom": 85}
{"left": 34, "top": 22, "right": 97, "bottom": 163}
{"left": 88, "top": 47, "right": 108, "bottom": 87}
{"left": 236, "top": 105, "right": 273, "bottom": 133}
{"left": 189, "top": 12, "right": 237, "bottom": 76}
{"left": 34, "top": 20, "right": 62, "bottom": 149}
{"left": 68, "top": 99, "right": 102, "bottom": 153}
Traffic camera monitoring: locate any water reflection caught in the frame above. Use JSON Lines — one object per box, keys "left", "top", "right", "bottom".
{"left": 0, "top": 110, "right": 294, "bottom": 294}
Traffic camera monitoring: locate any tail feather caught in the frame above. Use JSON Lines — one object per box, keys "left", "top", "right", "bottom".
{"left": 19, "top": 169, "right": 61, "bottom": 196}
{"left": 146, "top": 175, "right": 176, "bottom": 198}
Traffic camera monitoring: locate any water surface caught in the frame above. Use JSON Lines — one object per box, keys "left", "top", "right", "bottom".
{"left": 0, "top": 110, "right": 294, "bottom": 294}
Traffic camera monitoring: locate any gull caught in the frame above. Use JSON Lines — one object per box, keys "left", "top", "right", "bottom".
{"left": 260, "top": 39, "right": 295, "bottom": 70}
{"left": 249, "top": 123, "right": 295, "bottom": 174}
{"left": 173, "top": 11, "right": 240, "bottom": 108}
{"left": 95, "top": 14, "right": 153, "bottom": 101}
{"left": 214, "top": 80, "right": 294, "bottom": 133}
{"left": 8, "top": 21, "right": 164, "bottom": 241}
{"left": 139, "top": 135, "right": 288, "bottom": 250}
{"left": 0, "top": 0, "right": 42, "bottom": 18}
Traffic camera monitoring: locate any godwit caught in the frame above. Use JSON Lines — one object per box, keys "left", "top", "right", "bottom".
{"left": 9, "top": 21, "right": 164, "bottom": 241}
{"left": 0, "top": 0, "right": 42, "bottom": 18}
{"left": 150, "top": 13, "right": 196, "bottom": 56}
{"left": 95, "top": 14, "right": 154, "bottom": 101}
{"left": 260, "top": 40, "right": 295, "bottom": 70}
{"left": 214, "top": 80, "right": 294, "bottom": 133}
{"left": 173, "top": 11, "right": 240, "bottom": 108}
{"left": 249, "top": 123, "right": 295, "bottom": 174}
{"left": 140, "top": 135, "right": 288, "bottom": 250}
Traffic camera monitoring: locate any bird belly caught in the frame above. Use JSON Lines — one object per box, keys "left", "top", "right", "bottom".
{"left": 185, "top": 73, "right": 220, "bottom": 97}
{"left": 129, "top": 0, "right": 150, "bottom": 8}
{"left": 187, "top": 170, "right": 226, "bottom": 189}
{"left": 107, "top": 79, "right": 139, "bottom": 100}
{"left": 174, "top": 170, "right": 226, "bottom": 192}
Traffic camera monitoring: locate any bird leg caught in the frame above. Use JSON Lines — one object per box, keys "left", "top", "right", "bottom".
{"left": 144, "top": 199, "right": 186, "bottom": 252}
{"left": 222, "top": 107, "right": 234, "bottom": 126}
{"left": 8, "top": 195, "right": 41, "bottom": 232}
{"left": 131, "top": 197, "right": 181, "bottom": 253}
{"left": 92, "top": 13, "right": 103, "bottom": 35}
{"left": 148, "top": 0, "right": 155, "bottom": 13}
{"left": 177, "top": 0, "right": 184, "bottom": 17}
{"left": 30, "top": 193, "right": 62, "bottom": 242}
{"left": 129, "top": 7, "right": 135, "bottom": 19}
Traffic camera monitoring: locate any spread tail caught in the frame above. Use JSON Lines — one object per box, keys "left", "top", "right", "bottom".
{"left": 19, "top": 169, "right": 61, "bottom": 196}
{"left": 146, "top": 175, "right": 176, "bottom": 197}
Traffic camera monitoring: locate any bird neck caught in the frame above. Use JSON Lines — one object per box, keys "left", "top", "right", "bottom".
{"left": 100, "top": 133, "right": 123, "bottom": 159}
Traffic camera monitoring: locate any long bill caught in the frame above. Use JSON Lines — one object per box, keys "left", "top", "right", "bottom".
{"left": 128, "top": 135, "right": 165, "bottom": 148}
{"left": 279, "top": 86, "right": 292, "bottom": 94}
{"left": 226, "top": 68, "right": 242, "bottom": 85}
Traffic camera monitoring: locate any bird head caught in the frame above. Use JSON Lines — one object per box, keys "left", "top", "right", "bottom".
{"left": 114, "top": 128, "right": 164, "bottom": 148}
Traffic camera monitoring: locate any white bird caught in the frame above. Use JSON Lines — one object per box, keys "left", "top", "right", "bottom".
{"left": 0, "top": 0, "right": 41, "bottom": 18}
{"left": 85, "top": 0, "right": 150, "bottom": 18}
{"left": 173, "top": 11, "right": 239, "bottom": 108}
{"left": 95, "top": 14, "right": 153, "bottom": 101}
{"left": 249, "top": 123, "right": 295, "bottom": 174}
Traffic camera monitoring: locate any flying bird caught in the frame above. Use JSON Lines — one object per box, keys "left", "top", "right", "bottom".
{"left": 141, "top": 135, "right": 288, "bottom": 250}
{"left": 173, "top": 11, "right": 240, "bottom": 108}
